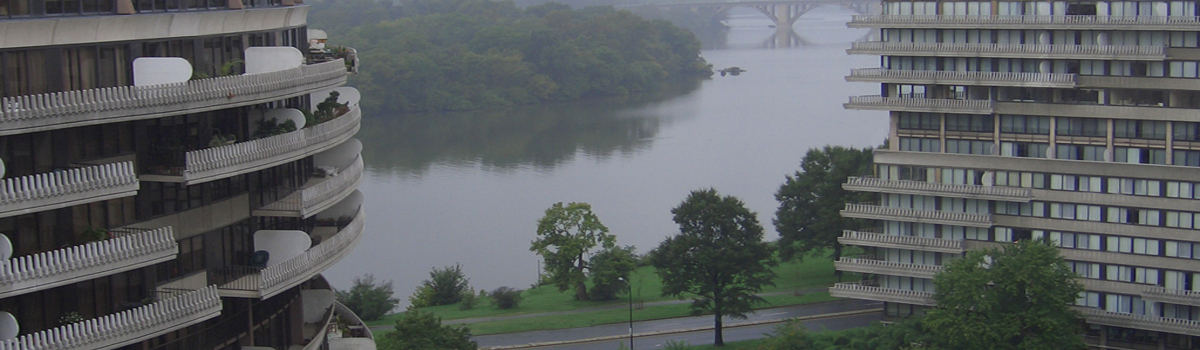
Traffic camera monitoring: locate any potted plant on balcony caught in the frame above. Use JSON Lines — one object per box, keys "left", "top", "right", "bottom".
{"left": 58, "top": 311, "right": 84, "bottom": 325}
{"left": 208, "top": 130, "right": 237, "bottom": 147}
{"left": 253, "top": 118, "right": 297, "bottom": 139}
{"left": 81, "top": 226, "right": 111, "bottom": 243}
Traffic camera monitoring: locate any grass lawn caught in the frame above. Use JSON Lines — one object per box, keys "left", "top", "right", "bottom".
{"left": 686, "top": 339, "right": 764, "bottom": 349}
{"left": 368, "top": 255, "right": 845, "bottom": 327}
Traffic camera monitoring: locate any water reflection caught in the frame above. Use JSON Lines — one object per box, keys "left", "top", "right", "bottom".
{"left": 358, "top": 81, "right": 703, "bottom": 176}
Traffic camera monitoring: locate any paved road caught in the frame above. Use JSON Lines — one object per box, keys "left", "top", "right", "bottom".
{"left": 517, "top": 311, "right": 882, "bottom": 350}
{"left": 474, "top": 299, "right": 882, "bottom": 349}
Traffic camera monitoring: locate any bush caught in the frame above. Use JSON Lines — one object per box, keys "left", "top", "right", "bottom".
{"left": 335, "top": 274, "right": 400, "bottom": 321}
{"left": 385, "top": 309, "right": 477, "bottom": 350}
{"left": 410, "top": 264, "right": 471, "bottom": 307}
{"left": 459, "top": 287, "right": 477, "bottom": 311}
{"left": 490, "top": 286, "right": 522, "bottom": 309}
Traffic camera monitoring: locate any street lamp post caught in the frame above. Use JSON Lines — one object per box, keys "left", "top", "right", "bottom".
{"left": 619, "top": 277, "right": 633, "bottom": 349}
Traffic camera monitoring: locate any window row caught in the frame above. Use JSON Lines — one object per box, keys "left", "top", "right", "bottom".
{"left": 885, "top": 1, "right": 1200, "bottom": 18}
{"left": 883, "top": 29, "right": 1200, "bottom": 48}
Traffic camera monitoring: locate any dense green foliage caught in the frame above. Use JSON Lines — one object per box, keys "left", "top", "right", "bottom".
{"left": 409, "top": 264, "right": 472, "bottom": 308}
{"left": 309, "top": 0, "right": 712, "bottom": 112}
{"left": 490, "top": 286, "right": 524, "bottom": 309}
{"left": 653, "top": 189, "right": 777, "bottom": 346}
{"left": 335, "top": 274, "right": 400, "bottom": 321}
{"left": 378, "top": 309, "right": 477, "bottom": 350}
{"left": 530, "top": 202, "right": 615, "bottom": 300}
{"left": 774, "top": 146, "right": 874, "bottom": 266}
{"left": 756, "top": 319, "right": 934, "bottom": 350}
{"left": 587, "top": 245, "right": 637, "bottom": 300}
{"left": 925, "top": 237, "right": 1086, "bottom": 350}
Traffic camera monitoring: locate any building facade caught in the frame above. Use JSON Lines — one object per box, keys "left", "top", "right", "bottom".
{"left": 835, "top": 2, "right": 1200, "bottom": 349}
{"left": 0, "top": 0, "right": 372, "bottom": 349}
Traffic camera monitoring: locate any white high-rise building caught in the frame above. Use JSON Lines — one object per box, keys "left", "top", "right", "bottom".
{"left": 0, "top": 0, "right": 371, "bottom": 349}
{"left": 835, "top": 2, "right": 1200, "bottom": 348}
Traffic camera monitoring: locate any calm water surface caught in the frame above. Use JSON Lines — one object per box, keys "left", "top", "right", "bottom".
{"left": 324, "top": 7, "right": 887, "bottom": 305}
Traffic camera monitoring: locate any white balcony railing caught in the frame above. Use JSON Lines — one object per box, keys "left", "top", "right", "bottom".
{"left": 850, "top": 14, "right": 1200, "bottom": 30}
{"left": 848, "top": 68, "right": 1078, "bottom": 88}
{"left": 0, "top": 286, "right": 221, "bottom": 350}
{"left": 829, "top": 282, "right": 936, "bottom": 306}
{"left": 848, "top": 41, "right": 1166, "bottom": 60}
{"left": 1079, "top": 308, "right": 1200, "bottom": 337}
{"left": 835, "top": 257, "right": 942, "bottom": 279}
{"left": 181, "top": 106, "right": 361, "bottom": 184}
{"left": 0, "top": 59, "right": 348, "bottom": 136}
{"left": 0, "top": 227, "right": 177, "bottom": 298}
{"left": 255, "top": 155, "right": 364, "bottom": 218}
{"left": 844, "top": 176, "right": 1033, "bottom": 201}
{"left": 842, "top": 203, "right": 994, "bottom": 228}
{"left": 1141, "top": 287, "right": 1200, "bottom": 307}
{"left": 839, "top": 230, "right": 965, "bottom": 253}
{"left": 0, "top": 162, "right": 139, "bottom": 219}
{"left": 844, "top": 95, "right": 994, "bottom": 114}
{"left": 219, "top": 207, "right": 365, "bottom": 298}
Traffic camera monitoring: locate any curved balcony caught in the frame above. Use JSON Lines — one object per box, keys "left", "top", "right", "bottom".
{"left": 849, "top": 14, "right": 1200, "bottom": 31}
{"left": 1079, "top": 307, "right": 1200, "bottom": 337}
{"left": 847, "top": 68, "right": 1078, "bottom": 88}
{"left": 844, "top": 95, "right": 994, "bottom": 114}
{"left": 145, "top": 105, "right": 361, "bottom": 185}
{"left": 0, "top": 161, "right": 138, "bottom": 219}
{"left": 847, "top": 42, "right": 1166, "bottom": 61}
{"left": 829, "top": 282, "right": 935, "bottom": 306}
{"left": 839, "top": 230, "right": 965, "bottom": 254}
{"left": 835, "top": 257, "right": 942, "bottom": 279}
{"left": 0, "top": 59, "right": 348, "bottom": 136}
{"left": 1142, "top": 287, "right": 1200, "bottom": 307}
{"left": 0, "top": 286, "right": 221, "bottom": 350}
{"left": 254, "top": 155, "right": 363, "bottom": 219}
{"left": 215, "top": 206, "right": 365, "bottom": 299}
{"left": 843, "top": 176, "right": 1033, "bottom": 202}
{"left": 0, "top": 227, "right": 177, "bottom": 299}
{"left": 842, "top": 203, "right": 994, "bottom": 228}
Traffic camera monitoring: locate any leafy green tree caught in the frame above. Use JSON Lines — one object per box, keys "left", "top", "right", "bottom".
{"left": 381, "top": 309, "right": 477, "bottom": 350}
{"left": 530, "top": 202, "right": 614, "bottom": 300}
{"left": 409, "top": 264, "right": 471, "bottom": 307}
{"left": 773, "top": 146, "right": 874, "bottom": 269}
{"left": 652, "top": 189, "right": 776, "bottom": 347}
{"left": 587, "top": 245, "right": 638, "bottom": 301}
{"left": 335, "top": 274, "right": 400, "bottom": 321}
{"left": 925, "top": 237, "right": 1085, "bottom": 350}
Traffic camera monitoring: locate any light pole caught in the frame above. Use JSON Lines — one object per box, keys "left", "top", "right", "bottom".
{"left": 619, "top": 277, "right": 633, "bottom": 349}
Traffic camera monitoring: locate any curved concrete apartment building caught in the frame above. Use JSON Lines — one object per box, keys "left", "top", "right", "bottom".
{"left": 0, "top": 0, "right": 373, "bottom": 349}
{"left": 840, "top": 2, "right": 1200, "bottom": 348}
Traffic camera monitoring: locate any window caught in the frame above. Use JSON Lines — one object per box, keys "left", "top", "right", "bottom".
{"left": 945, "top": 114, "right": 993, "bottom": 132}
{"left": 1114, "top": 120, "right": 1167, "bottom": 139}
{"left": 1051, "top": 203, "right": 1103, "bottom": 221}
{"left": 994, "top": 171, "right": 1046, "bottom": 188}
{"left": 946, "top": 139, "right": 993, "bottom": 155}
{"left": 899, "top": 112, "right": 940, "bottom": 130}
{"left": 1051, "top": 175, "right": 1103, "bottom": 192}
{"left": 1107, "top": 178, "right": 1161, "bottom": 196}
{"left": 1001, "top": 142, "right": 1048, "bottom": 158}
{"left": 1041, "top": 231, "right": 1102, "bottom": 250}
{"left": 1165, "top": 211, "right": 1200, "bottom": 229}
{"left": 1069, "top": 261, "right": 1101, "bottom": 279}
{"left": 1000, "top": 115, "right": 1051, "bottom": 134}
{"left": 1057, "top": 117, "right": 1105, "bottom": 137}
{"left": 1115, "top": 147, "right": 1167, "bottom": 164}
{"left": 1165, "top": 241, "right": 1200, "bottom": 259}
{"left": 1174, "top": 150, "right": 1200, "bottom": 167}
{"left": 900, "top": 138, "right": 940, "bottom": 152}
{"left": 1167, "top": 181, "right": 1200, "bottom": 199}
{"left": 1055, "top": 144, "right": 1106, "bottom": 161}
{"left": 1175, "top": 122, "right": 1200, "bottom": 141}
{"left": 996, "top": 202, "right": 1043, "bottom": 217}
{"left": 1106, "top": 236, "right": 1161, "bottom": 255}
{"left": 1106, "top": 207, "right": 1161, "bottom": 226}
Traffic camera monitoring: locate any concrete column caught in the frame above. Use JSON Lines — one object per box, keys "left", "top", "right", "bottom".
{"left": 1166, "top": 121, "right": 1175, "bottom": 164}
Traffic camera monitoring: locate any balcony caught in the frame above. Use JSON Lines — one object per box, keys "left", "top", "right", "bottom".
{"left": 847, "top": 42, "right": 1166, "bottom": 61}
{"left": 144, "top": 105, "right": 361, "bottom": 185}
{"left": 213, "top": 206, "right": 365, "bottom": 299}
{"left": 829, "top": 282, "right": 936, "bottom": 306}
{"left": 1142, "top": 287, "right": 1200, "bottom": 307}
{"left": 0, "top": 161, "right": 139, "bottom": 219}
{"left": 254, "top": 155, "right": 364, "bottom": 218}
{"left": 0, "top": 227, "right": 177, "bottom": 299}
{"left": 838, "top": 230, "right": 965, "bottom": 254}
{"left": 843, "top": 176, "right": 1033, "bottom": 202}
{"left": 841, "top": 203, "right": 994, "bottom": 228}
{"left": 848, "top": 14, "right": 1200, "bottom": 31}
{"left": 844, "top": 95, "right": 994, "bottom": 114}
{"left": 847, "top": 68, "right": 1078, "bottom": 88}
{"left": 835, "top": 257, "right": 942, "bottom": 279}
{"left": 1, "top": 286, "right": 221, "bottom": 350}
{"left": 1079, "top": 307, "right": 1200, "bottom": 337}
{"left": 0, "top": 59, "right": 348, "bottom": 136}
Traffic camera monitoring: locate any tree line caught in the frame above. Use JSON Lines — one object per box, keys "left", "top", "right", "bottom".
{"left": 308, "top": 0, "right": 714, "bottom": 113}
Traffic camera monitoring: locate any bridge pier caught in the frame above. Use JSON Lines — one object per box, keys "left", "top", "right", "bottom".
{"left": 751, "top": 3, "right": 820, "bottom": 31}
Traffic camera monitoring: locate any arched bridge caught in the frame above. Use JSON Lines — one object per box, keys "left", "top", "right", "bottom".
{"left": 620, "top": 0, "right": 879, "bottom": 30}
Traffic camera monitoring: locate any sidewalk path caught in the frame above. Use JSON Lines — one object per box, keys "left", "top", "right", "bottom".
{"left": 369, "top": 287, "right": 829, "bottom": 334}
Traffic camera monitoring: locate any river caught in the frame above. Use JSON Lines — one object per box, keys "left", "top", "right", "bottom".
{"left": 323, "top": 6, "right": 887, "bottom": 306}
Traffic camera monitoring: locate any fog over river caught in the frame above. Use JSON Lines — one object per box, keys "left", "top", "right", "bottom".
{"left": 324, "top": 6, "right": 886, "bottom": 306}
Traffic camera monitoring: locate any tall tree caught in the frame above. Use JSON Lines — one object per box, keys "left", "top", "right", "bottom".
{"left": 774, "top": 146, "right": 874, "bottom": 267}
{"left": 925, "top": 237, "right": 1086, "bottom": 350}
{"left": 335, "top": 274, "right": 400, "bottom": 321}
{"left": 530, "top": 202, "right": 614, "bottom": 300}
{"left": 587, "top": 245, "right": 638, "bottom": 301}
{"left": 652, "top": 189, "right": 776, "bottom": 347}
